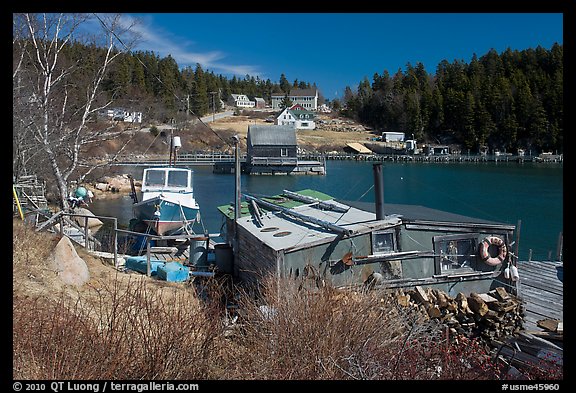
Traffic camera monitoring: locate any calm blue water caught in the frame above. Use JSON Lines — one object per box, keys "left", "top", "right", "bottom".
{"left": 89, "top": 160, "right": 563, "bottom": 261}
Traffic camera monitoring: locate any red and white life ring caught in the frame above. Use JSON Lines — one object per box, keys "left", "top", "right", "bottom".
{"left": 479, "top": 236, "right": 507, "bottom": 266}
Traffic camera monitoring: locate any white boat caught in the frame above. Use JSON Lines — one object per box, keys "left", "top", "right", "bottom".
{"left": 132, "top": 166, "right": 200, "bottom": 235}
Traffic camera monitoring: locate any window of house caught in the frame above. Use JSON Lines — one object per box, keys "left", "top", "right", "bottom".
{"left": 280, "top": 148, "right": 288, "bottom": 157}
{"left": 433, "top": 234, "right": 477, "bottom": 273}
{"left": 301, "top": 122, "right": 308, "bottom": 127}
{"left": 372, "top": 230, "right": 396, "bottom": 254}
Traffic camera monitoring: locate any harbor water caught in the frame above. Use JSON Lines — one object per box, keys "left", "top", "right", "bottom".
{"left": 89, "top": 160, "right": 563, "bottom": 262}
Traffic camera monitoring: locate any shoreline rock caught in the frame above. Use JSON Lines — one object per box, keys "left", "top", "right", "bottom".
{"left": 88, "top": 174, "right": 141, "bottom": 199}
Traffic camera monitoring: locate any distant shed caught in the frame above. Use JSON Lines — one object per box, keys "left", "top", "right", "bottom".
{"left": 382, "top": 132, "right": 405, "bottom": 142}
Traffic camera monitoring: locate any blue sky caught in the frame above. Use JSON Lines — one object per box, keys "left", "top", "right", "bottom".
{"left": 122, "top": 13, "right": 563, "bottom": 100}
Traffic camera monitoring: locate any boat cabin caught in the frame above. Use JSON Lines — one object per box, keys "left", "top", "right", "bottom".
{"left": 141, "top": 167, "right": 193, "bottom": 195}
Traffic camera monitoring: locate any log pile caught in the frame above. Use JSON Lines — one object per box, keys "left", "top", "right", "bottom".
{"left": 395, "top": 286, "right": 524, "bottom": 340}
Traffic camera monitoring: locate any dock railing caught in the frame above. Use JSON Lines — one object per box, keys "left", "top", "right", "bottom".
{"left": 33, "top": 209, "right": 119, "bottom": 265}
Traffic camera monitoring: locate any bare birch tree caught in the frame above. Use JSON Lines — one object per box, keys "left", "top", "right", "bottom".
{"left": 13, "top": 13, "right": 139, "bottom": 209}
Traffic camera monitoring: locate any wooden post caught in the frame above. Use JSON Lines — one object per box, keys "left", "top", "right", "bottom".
{"left": 514, "top": 220, "right": 521, "bottom": 265}
{"left": 84, "top": 216, "right": 89, "bottom": 249}
{"left": 146, "top": 237, "right": 151, "bottom": 277}
{"left": 528, "top": 249, "right": 532, "bottom": 262}
{"left": 556, "top": 232, "right": 563, "bottom": 261}
{"left": 113, "top": 218, "right": 118, "bottom": 268}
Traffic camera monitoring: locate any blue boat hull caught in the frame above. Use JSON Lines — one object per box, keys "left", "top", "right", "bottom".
{"left": 133, "top": 197, "right": 199, "bottom": 235}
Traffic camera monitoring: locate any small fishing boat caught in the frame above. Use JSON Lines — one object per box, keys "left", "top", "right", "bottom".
{"left": 132, "top": 166, "right": 200, "bottom": 235}
{"left": 131, "top": 135, "right": 200, "bottom": 236}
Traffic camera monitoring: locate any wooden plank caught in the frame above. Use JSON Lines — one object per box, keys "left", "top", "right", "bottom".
{"left": 518, "top": 265, "right": 563, "bottom": 278}
{"left": 517, "top": 263, "right": 562, "bottom": 278}
{"left": 521, "top": 293, "right": 563, "bottom": 312}
{"left": 519, "top": 282, "right": 563, "bottom": 297}
{"left": 518, "top": 265, "right": 561, "bottom": 280}
{"left": 523, "top": 304, "right": 562, "bottom": 321}
{"left": 517, "top": 272, "right": 563, "bottom": 291}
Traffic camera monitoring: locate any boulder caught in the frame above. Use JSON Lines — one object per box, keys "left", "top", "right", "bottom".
{"left": 73, "top": 207, "right": 104, "bottom": 228}
{"left": 49, "top": 236, "right": 90, "bottom": 286}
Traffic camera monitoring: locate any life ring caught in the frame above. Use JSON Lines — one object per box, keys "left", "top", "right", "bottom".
{"left": 479, "top": 236, "right": 507, "bottom": 266}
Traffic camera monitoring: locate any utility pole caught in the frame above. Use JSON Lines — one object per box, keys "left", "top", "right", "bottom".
{"left": 209, "top": 91, "right": 217, "bottom": 122}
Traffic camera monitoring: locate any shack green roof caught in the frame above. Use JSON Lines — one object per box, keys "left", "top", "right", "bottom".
{"left": 217, "top": 188, "right": 514, "bottom": 228}
{"left": 217, "top": 189, "right": 332, "bottom": 220}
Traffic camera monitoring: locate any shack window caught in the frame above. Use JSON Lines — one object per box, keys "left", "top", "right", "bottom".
{"left": 433, "top": 234, "right": 476, "bottom": 273}
{"left": 280, "top": 148, "right": 288, "bottom": 157}
{"left": 372, "top": 230, "right": 396, "bottom": 254}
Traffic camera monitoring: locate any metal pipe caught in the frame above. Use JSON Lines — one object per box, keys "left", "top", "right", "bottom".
{"left": 373, "top": 163, "right": 385, "bottom": 220}
{"left": 245, "top": 194, "right": 353, "bottom": 236}
{"left": 282, "top": 189, "right": 348, "bottom": 213}
{"left": 233, "top": 135, "right": 241, "bottom": 220}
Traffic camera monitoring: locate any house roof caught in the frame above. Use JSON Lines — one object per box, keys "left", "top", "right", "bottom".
{"left": 218, "top": 189, "right": 401, "bottom": 252}
{"left": 217, "top": 188, "right": 515, "bottom": 253}
{"left": 343, "top": 200, "right": 514, "bottom": 227}
{"left": 288, "top": 88, "right": 318, "bottom": 97}
{"left": 247, "top": 124, "right": 297, "bottom": 146}
{"left": 254, "top": 97, "right": 265, "bottom": 103}
{"left": 271, "top": 88, "right": 318, "bottom": 97}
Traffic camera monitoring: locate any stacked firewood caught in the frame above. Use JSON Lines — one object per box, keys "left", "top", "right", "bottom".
{"left": 395, "top": 286, "right": 525, "bottom": 340}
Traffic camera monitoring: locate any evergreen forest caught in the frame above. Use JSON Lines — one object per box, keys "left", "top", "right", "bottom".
{"left": 35, "top": 41, "right": 563, "bottom": 154}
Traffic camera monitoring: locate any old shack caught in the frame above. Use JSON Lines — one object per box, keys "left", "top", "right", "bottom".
{"left": 218, "top": 164, "right": 516, "bottom": 296}
{"left": 245, "top": 124, "right": 324, "bottom": 175}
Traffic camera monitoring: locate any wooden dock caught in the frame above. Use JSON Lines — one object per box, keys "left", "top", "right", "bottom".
{"left": 515, "top": 260, "right": 563, "bottom": 333}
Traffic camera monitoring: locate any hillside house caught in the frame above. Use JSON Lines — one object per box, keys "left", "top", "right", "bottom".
{"left": 275, "top": 105, "right": 316, "bottom": 130}
{"left": 228, "top": 94, "right": 255, "bottom": 108}
{"left": 271, "top": 88, "right": 319, "bottom": 111}
{"left": 254, "top": 97, "right": 266, "bottom": 109}
{"left": 97, "top": 108, "right": 142, "bottom": 123}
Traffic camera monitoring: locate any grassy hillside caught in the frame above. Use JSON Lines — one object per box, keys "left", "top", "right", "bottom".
{"left": 13, "top": 219, "right": 559, "bottom": 380}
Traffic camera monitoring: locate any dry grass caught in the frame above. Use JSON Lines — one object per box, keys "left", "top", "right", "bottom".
{"left": 13, "top": 219, "right": 562, "bottom": 380}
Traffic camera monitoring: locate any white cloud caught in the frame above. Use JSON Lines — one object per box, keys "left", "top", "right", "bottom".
{"left": 123, "top": 14, "right": 262, "bottom": 77}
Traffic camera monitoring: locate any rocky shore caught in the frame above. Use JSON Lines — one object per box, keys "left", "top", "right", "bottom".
{"left": 87, "top": 174, "right": 141, "bottom": 199}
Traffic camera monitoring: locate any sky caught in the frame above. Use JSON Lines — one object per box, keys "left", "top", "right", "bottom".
{"left": 120, "top": 13, "right": 563, "bottom": 100}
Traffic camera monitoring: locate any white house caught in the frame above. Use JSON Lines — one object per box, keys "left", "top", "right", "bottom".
{"left": 98, "top": 107, "right": 142, "bottom": 123}
{"left": 275, "top": 105, "right": 316, "bottom": 130}
{"left": 271, "top": 88, "right": 319, "bottom": 111}
{"left": 229, "top": 94, "right": 255, "bottom": 108}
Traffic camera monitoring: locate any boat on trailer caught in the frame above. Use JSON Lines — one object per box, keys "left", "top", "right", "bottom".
{"left": 132, "top": 166, "right": 200, "bottom": 236}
